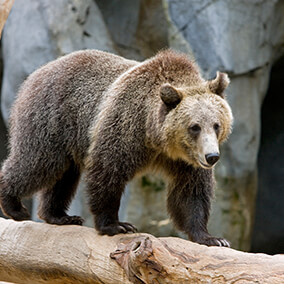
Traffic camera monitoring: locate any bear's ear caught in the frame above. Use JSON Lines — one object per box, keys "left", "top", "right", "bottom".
{"left": 208, "top": 71, "right": 230, "bottom": 98}
{"left": 160, "top": 83, "right": 182, "bottom": 108}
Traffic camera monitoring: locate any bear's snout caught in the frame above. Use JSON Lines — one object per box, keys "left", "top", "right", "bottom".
{"left": 205, "top": 153, "right": 220, "bottom": 166}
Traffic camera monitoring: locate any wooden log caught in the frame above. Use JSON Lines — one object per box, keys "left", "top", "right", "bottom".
{"left": 0, "top": 218, "right": 132, "bottom": 284}
{"left": 0, "top": 0, "right": 14, "bottom": 37}
{"left": 111, "top": 236, "right": 284, "bottom": 283}
{"left": 0, "top": 217, "right": 283, "bottom": 284}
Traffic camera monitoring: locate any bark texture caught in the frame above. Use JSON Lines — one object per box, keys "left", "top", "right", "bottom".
{"left": 0, "top": 218, "right": 283, "bottom": 284}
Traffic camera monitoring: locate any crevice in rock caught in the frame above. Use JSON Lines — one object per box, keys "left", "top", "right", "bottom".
{"left": 170, "top": 0, "right": 219, "bottom": 35}
{"left": 252, "top": 56, "right": 284, "bottom": 255}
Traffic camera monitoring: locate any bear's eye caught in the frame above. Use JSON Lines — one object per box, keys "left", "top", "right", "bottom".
{"left": 213, "top": 123, "right": 220, "bottom": 133}
{"left": 189, "top": 124, "right": 201, "bottom": 134}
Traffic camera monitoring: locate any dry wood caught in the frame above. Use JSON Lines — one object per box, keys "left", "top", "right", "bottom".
{"left": 0, "top": 217, "right": 283, "bottom": 284}
{"left": 0, "top": 0, "right": 14, "bottom": 37}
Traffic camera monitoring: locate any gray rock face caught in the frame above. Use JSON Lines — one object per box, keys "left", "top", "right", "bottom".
{"left": 167, "top": 0, "right": 280, "bottom": 76}
{"left": 1, "top": 0, "right": 284, "bottom": 251}
{"left": 97, "top": 0, "right": 168, "bottom": 59}
{"left": 1, "top": 0, "right": 116, "bottom": 122}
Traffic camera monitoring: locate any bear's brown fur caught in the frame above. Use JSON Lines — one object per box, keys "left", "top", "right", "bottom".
{"left": 0, "top": 49, "right": 233, "bottom": 246}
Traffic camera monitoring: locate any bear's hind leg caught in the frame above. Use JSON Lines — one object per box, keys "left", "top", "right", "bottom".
{"left": 38, "top": 161, "right": 84, "bottom": 226}
{"left": 0, "top": 169, "right": 31, "bottom": 221}
{"left": 0, "top": 178, "right": 30, "bottom": 221}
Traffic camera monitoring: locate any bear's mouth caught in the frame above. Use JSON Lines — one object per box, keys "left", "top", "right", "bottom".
{"left": 199, "top": 160, "right": 214, "bottom": 169}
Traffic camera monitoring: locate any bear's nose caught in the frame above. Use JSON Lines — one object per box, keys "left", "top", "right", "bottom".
{"left": 205, "top": 153, "right": 219, "bottom": 166}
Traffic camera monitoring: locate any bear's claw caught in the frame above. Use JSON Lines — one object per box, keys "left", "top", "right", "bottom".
{"left": 43, "top": 215, "right": 84, "bottom": 226}
{"left": 198, "top": 236, "right": 230, "bottom": 247}
{"left": 98, "top": 221, "right": 138, "bottom": 236}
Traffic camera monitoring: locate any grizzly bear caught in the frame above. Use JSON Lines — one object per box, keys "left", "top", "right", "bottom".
{"left": 0, "top": 49, "right": 233, "bottom": 247}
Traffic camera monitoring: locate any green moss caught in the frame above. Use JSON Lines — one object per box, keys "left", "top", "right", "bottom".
{"left": 141, "top": 176, "right": 165, "bottom": 192}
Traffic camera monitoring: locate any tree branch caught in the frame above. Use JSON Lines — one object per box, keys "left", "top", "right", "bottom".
{"left": 0, "top": 218, "right": 283, "bottom": 284}
{"left": 0, "top": 0, "right": 14, "bottom": 37}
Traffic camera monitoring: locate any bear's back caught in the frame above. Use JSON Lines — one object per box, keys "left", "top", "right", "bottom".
{"left": 9, "top": 50, "right": 138, "bottom": 166}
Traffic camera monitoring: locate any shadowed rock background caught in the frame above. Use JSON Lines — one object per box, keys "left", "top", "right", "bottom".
{"left": 0, "top": 0, "right": 283, "bottom": 253}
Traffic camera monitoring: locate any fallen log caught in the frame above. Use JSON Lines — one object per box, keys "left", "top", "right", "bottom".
{"left": 0, "top": 217, "right": 283, "bottom": 284}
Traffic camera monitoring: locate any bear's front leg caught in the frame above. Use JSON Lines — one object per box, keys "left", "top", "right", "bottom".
{"left": 166, "top": 162, "right": 230, "bottom": 247}
{"left": 86, "top": 166, "right": 137, "bottom": 235}
{"left": 85, "top": 145, "right": 140, "bottom": 236}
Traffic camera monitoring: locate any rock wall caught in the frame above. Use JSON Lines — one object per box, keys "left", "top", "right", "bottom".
{"left": 1, "top": 0, "right": 116, "bottom": 122}
{"left": 0, "top": 0, "right": 284, "bottom": 251}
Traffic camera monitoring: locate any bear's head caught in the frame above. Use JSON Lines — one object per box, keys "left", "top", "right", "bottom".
{"left": 158, "top": 72, "right": 233, "bottom": 169}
